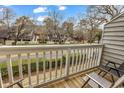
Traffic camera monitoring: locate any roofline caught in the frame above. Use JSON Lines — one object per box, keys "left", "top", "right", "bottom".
{"left": 104, "top": 12, "right": 124, "bottom": 26}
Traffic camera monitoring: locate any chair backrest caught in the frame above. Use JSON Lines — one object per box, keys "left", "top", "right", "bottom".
{"left": 112, "top": 75, "right": 124, "bottom": 88}
{"left": 118, "top": 63, "right": 124, "bottom": 70}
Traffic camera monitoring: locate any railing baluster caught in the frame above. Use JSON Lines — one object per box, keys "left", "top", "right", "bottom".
{"left": 49, "top": 51, "right": 52, "bottom": 80}
{"left": 43, "top": 51, "right": 46, "bottom": 82}
{"left": 81, "top": 48, "right": 86, "bottom": 70}
{"left": 65, "top": 48, "right": 70, "bottom": 76}
{"left": 88, "top": 48, "right": 91, "bottom": 69}
{"left": 97, "top": 47, "right": 103, "bottom": 66}
{"left": 94, "top": 48, "right": 97, "bottom": 66}
{"left": 94, "top": 48, "right": 97, "bottom": 67}
{"left": 86, "top": 48, "right": 88, "bottom": 69}
{"left": 87, "top": 48, "right": 90, "bottom": 69}
{"left": 55, "top": 50, "right": 58, "bottom": 78}
{"left": 77, "top": 49, "right": 80, "bottom": 72}
{"left": 92, "top": 48, "right": 95, "bottom": 67}
{"left": 7, "top": 54, "right": 14, "bottom": 85}
{"left": 85, "top": 48, "right": 88, "bottom": 70}
{"left": 60, "top": 50, "right": 63, "bottom": 77}
{"left": 77, "top": 49, "right": 80, "bottom": 71}
{"left": 96, "top": 48, "right": 99, "bottom": 66}
{"left": 0, "top": 69, "right": 3, "bottom": 88}
{"left": 92, "top": 48, "right": 95, "bottom": 68}
{"left": 75, "top": 49, "right": 78, "bottom": 72}
{"left": 95, "top": 48, "right": 98, "bottom": 66}
{"left": 18, "top": 54, "right": 23, "bottom": 79}
{"left": 88, "top": 48, "right": 91, "bottom": 68}
{"left": 89, "top": 48, "right": 93, "bottom": 68}
{"left": 36, "top": 53, "right": 39, "bottom": 84}
{"left": 71, "top": 49, "right": 75, "bottom": 73}
{"left": 78, "top": 49, "right": 82, "bottom": 71}
{"left": 27, "top": 53, "right": 32, "bottom": 87}
{"left": 81, "top": 49, "right": 84, "bottom": 70}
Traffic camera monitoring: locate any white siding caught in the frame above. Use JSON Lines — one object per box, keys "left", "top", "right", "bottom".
{"left": 102, "top": 13, "right": 124, "bottom": 66}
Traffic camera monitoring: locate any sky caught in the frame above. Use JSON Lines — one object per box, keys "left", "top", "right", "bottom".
{"left": 0, "top": 5, "right": 88, "bottom": 23}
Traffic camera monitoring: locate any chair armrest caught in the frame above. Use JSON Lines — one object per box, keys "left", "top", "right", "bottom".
{"left": 108, "top": 61, "right": 121, "bottom": 65}
{"left": 7, "top": 78, "right": 24, "bottom": 88}
{"left": 110, "top": 67, "right": 124, "bottom": 74}
{"left": 98, "top": 67, "right": 116, "bottom": 78}
{"left": 105, "top": 61, "right": 121, "bottom": 68}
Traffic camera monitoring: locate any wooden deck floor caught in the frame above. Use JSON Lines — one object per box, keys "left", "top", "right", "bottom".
{"left": 46, "top": 73, "right": 87, "bottom": 88}
{"left": 44, "top": 68, "right": 116, "bottom": 88}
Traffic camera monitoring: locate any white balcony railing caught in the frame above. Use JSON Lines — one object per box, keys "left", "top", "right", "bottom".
{"left": 0, "top": 44, "right": 103, "bottom": 88}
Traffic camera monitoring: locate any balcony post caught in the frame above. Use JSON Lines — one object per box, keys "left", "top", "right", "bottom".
{"left": 65, "top": 48, "right": 71, "bottom": 77}
{"left": 97, "top": 46, "right": 103, "bottom": 66}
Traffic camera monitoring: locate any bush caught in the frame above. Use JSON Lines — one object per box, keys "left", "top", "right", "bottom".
{"left": 0, "top": 53, "right": 86, "bottom": 80}
{"left": 1, "top": 56, "right": 66, "bottom": 79}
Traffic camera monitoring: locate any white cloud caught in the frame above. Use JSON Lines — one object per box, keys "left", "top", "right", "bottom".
{"left": 33, "top": 6, "right": 48, "bottom": 13}
{"left": 58, "top": 6, "right": 67, "bottom": 11}
{"left": 37, "top": 16, "right": 47, "bottom": 22}
{"left": 3, "top": 5, "right": 11, "bottom": 6}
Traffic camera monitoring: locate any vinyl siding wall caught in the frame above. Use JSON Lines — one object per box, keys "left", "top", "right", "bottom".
{"left": 101, "top": 13, "right": 124, "bottom": 67}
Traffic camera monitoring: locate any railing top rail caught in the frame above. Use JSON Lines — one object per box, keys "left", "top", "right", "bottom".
{"left": 0, "top": 44, "right": 103, "bottom": 48}
{"left": 0, "top": 44, "right": 103, "bottom": 55}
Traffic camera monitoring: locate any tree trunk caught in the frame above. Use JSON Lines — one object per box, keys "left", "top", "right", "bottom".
{"left": 13, "top": 39, "right": 18, "bottom": 45}
{"left": 3, "top": 39, "right": 6, "bottom": 45}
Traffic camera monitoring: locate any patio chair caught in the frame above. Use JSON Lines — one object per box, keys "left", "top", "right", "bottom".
{"left": 82, "top": 61, "right": 124, "bottom": 87}
{"left": 6, "top": 78, "right": 24, "bottom": 88}
{"left": 99, "top": 61, "right": 124, "bottom": 78}
{"left": 81, "top": 72, "right": 124, "bottom": 88}
{"left": 0, "top": 67, "right": 24, "bottom": 88}
{"left": 97, "top": 61, "right": 124, "bottom": 84}
{"left": 0, "top": 78, "right": 24, "bottom": 88}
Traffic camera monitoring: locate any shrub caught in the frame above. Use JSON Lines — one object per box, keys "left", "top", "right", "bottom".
{"left": 0, "top": 53, "right": 86, "bottom": 80}
{"left": 1, "top": 56, "right": 66, "bottom": 79}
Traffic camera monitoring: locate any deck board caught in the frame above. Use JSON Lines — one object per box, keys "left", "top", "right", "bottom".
{"left": 44, "top": 68, "right": 117, "bottom": 88}
{"left": 45, "top": 71, "right": 93, "bottom": 88}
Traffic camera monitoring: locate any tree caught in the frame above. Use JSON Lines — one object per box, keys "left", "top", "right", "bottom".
{"left": 0, "top": 7, "right": 15, "bottom": 44}
{"left": 12, "top": 16, "right": 35, "bottom": 45}
{"left": 43, "top": 10, "right": 64, "bottom": 44}
{"left": 48, "top": 10, "right": 64, "bottom": 44}
{"left": 62, "top": 17, "right": 75, "bottom": 41}
{"left": 2, "top": 7, "right": 15, "bottom": 27}
{"left": 76, "top": 12, "right": 102, "bottom": 43}
{"left": 94, "top": 29, "right": 102, "bottom": 43}
{"left": 62, "top": 21, "right": 73, "bottom": 40}
{"left": 73, "top": 30, "right": 85, "bottom": 43}
{"left": 43, "top": 17, "right": 54, "bottom": 41}
{"left": 84, "top": 5, "right": 124, "bottom": 43}
{"left": 87, "top": 5, "right": 124, "bottom": 22}
{"left": 77, "top": 19, "right": 87, "bottom": 43}
{"left": 34, "top": 26, "right": 48, "bottom": 43}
